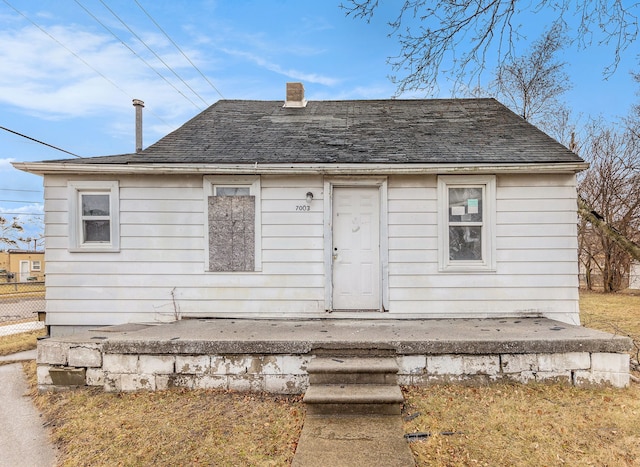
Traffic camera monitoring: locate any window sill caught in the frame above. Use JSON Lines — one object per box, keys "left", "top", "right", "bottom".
{"left": 439, "top": 264, "right": 496, "bottom": 273}
{"left": 69, "top": 246, "right": 120, "bottom": 253}
{"left": 205, "top": 269, "right": 262, "bottom": 274}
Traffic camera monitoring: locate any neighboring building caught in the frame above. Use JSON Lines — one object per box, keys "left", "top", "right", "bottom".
{"left": 0, "top": 249, "right": 45, "bottom": 282}
{"left": 630, "top": 261, "right": 640, "bottom": 290}
{"left": 14, "top": 84, "right": 588, "bottom": 337}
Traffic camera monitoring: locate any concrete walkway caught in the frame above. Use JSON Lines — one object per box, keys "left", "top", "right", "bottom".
{"left": 0, "top": 359, "right": 57, "bottom": 467}
{"left": 0, "top": 321, "right": 44, "bottom": 337}
{"left": 0, "top": 349, "right": 36, "bottom": 363}
{"left": 293, "top": 415, "right": 415, "bottom": 466}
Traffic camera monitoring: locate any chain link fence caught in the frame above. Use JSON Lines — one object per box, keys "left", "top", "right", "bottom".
{"left": 0, "top": 271, "right": 46, "bottom": 336}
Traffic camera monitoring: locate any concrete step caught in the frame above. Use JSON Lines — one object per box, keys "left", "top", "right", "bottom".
{"left": 303, "top": 384, "right": 404, "bottom": 415}
{"left": 310, "top": 372, "right": 398, "bottom": 385}
{"left": 308, "top": 357, "right": 399, "bottom": 374}
{"left": 307, "top": 357, "right": 399, "bottom": 385}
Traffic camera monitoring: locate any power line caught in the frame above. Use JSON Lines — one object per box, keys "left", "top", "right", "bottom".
{"left": 74, "top": 0, "right": 204, "bottom": 111}
{"left": 1, "top": 0, "right": 129, "bottom": 122}
{"left": 134, "top": 0, "right": 225, "bottom": 100}
{"left": 0, "top": 200, "right": 43, "bottom": 204}
{"left": 0, "top": 189, "right": 43, "bottom": 193}
{"left": 97, "top": 0, "right": 209, "bottom": 109}
{"left": 0, "top": 125, "right": 81, "bottom": 158}
{"left": 2, "top": 0, "right": 173, "bottom": 131}
{"left": 0, "top": 213, "right": 44, "bottom": 216}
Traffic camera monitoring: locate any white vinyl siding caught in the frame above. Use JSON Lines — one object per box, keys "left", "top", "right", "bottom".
{"left": 43, "top": 172, "right": 580, "bottom": 328}
{"left": 387, "top": 174, "right": 579, "bottom": 324}
{"left": 44, "top": 174, "right": 326, "bottom": 326}
{"left": 46, "top": 175, "right": 205, "bottom": 325}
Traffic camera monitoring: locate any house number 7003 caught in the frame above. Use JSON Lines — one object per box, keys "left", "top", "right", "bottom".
{"left": 296, "top": 205, "right": 310, "bottom": 211}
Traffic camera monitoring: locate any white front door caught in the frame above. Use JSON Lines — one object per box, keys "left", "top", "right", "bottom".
{"left": 332, "top": 187, "right": 380, "bottom": 310}
{"left": 19, "top": 260, "right": 30, "bottom": 282}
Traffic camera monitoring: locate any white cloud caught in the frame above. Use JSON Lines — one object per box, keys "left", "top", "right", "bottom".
{"left": 0, "top": 24, "right": 212, "bottom": 121}
{"left": 0, "top": 203, "right": 44, "bottom": 216}
{"left": 0, "top": 20, "right": 221, "bottom": 149}
{"left": 0, "top": 158, "right": 17, "bottom": 171}
{"left": 221, "top": 48, "right": 339, "bottom": 86}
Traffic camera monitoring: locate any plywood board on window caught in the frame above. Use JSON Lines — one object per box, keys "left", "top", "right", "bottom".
{"left": 208, "top": 196, "right": 255, "bottom": 272}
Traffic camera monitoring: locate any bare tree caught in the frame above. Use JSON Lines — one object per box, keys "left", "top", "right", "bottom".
{"left": 473, "top": 24, "right": 576, "bottom": 145}
{"left": 628, "top": 72, "right": 640, "bottom": 141}
{"left": 492, "top": 24, "right": 571, "bottom": 123}
{"left": 578, "top": 123, "right": 640, "bottom": 291}
{"left": 0, "top": 216, "right": 25, "bottom": 248}
{"left": 342, "top": 0, "right": 639, "bottom": 95}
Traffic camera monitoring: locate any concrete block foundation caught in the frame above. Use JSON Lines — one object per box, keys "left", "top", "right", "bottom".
{"left": 35, "top": 318, "right": 634, "bottom": 392}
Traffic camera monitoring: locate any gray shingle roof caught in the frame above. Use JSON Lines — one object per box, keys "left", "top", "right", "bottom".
{"left": 52, "top": 98, "right": 583, "bottom": 165}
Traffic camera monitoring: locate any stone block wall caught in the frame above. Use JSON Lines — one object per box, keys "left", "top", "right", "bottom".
{"left": 395, "top": 352, "right": 630, "bottom": 387}
{"left": 36, "top": 339, "right": 631, "bottom": 392}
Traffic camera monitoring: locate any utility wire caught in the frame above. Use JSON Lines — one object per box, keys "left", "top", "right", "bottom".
{"left": 0, "top": 189, "right": 43, "bottom": 193}
{"left": 1, "top": 212, "right": 44, "bottom": 216}
{"left": 134, "top": 0, "right": 225, "bottom": 100}
{"left": 2, "top": 0, "right": 173, "bottom": 131}
{"left": 0, "top": 200, "right": 42, "bottom": 203}
{"left": 98, "top": 0, "right": 209, "bottom": 108}
{"left": 75, "top": 0, "right": 203, "bottom": 111}
{"left": 0, "top": 125, "right": 81, "bottom": 158}
{"left": 1, "top": 0, "right": 128, "bottom": 128}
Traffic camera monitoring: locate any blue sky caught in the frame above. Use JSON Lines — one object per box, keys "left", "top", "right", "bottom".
{"left": 0, "top": 0, "right": 638, "bottom": 242}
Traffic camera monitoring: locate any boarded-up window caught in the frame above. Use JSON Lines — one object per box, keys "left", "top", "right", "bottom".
{"left": 208, "top": 195, "right": 255, "bottom": 271}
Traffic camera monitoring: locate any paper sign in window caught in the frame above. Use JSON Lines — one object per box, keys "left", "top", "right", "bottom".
{"left": 467, "top": 198, "right": 479, "bottom": 214}
{"left": 451, "top": 206, "right": 466, "bottom": 216}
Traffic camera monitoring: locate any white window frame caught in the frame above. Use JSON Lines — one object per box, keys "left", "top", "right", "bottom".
{"left": 68, "top": 181, "right": 120, "bottom": 252}
{"left": 31, "top": 260, "right": 41, "bottom": 271}
{"left": 203, "top": 175, "right": 261, "bottom": 272}
{"left": 437, "top": 175, "right": 496, "bottom": 272}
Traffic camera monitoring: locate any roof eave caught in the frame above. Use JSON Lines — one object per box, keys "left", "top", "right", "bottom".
{"left": 12, "top": 161, "right": 590, "bottom": 176}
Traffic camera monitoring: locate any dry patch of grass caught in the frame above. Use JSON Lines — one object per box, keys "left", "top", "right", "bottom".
{"left": 580, "top": 290, "right": 640, "bottom": 336}
{"left": 18, "top": 291, "right": 639, "bottom": 466}
{"left": 580, "top": 290, "right": 640, "bottom": 373}
{"left": 25, "top": 362, "right": 305, "bottom": 466}
{"left": 0, "top": 329, "right": 44, "bottom": 358}
{"left": 402, "top": 291, "right": 640, "bottom": 466}
{"left": 0, "top": 283, "right": 45, "bottom": 295}
{"left": 403, "top": 383, "right": 640, "bottom": 466}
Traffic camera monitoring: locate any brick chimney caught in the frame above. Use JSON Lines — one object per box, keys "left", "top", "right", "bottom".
{"left": 283, "top": 82, "right": 307, "bottom": 108}
{"left": 133, "top": 99, "right": 144, "bottom": 153}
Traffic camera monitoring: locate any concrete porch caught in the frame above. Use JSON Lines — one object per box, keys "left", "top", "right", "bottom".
{"left": 36, "top": 318, "right": 633, "bottom": 392}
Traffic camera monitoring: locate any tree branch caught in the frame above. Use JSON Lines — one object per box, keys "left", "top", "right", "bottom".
{"left": 578, "top": 197, "right": 640, "bottom": 262}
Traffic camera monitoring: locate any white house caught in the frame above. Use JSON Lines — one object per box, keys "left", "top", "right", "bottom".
{"left": 15, "top": 83, "right": 589, "bottom": 337}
